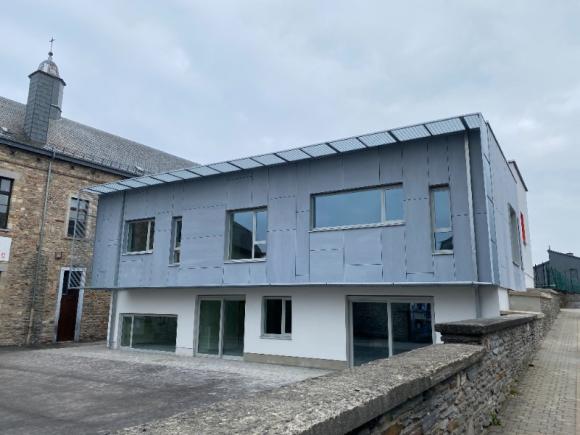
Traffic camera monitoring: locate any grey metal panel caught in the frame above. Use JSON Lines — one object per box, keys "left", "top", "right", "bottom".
{"left": 180, "top": 266, "right": 223, "bottom": 286}
{"left": 379, "top": 144, "right": 403, "bottom": 184}
{"left": 391, "top": 125, "right": 430, "bottom": 141}
{"left": 190, "top": 166, "right": 220, "bottom": 176}
{"left": 359, "top": 131, "right": 396, "bottom": 147}
{"left": 344, "top": 228, "right": 382, "bottom": 266}
{"left": 183, "top": 206, "right": 226, "bottom": 239}
{"left": 427, "top": 138, "right": 449, "bottom": 186}
{"left": 406, "top": 272, "right": 435, "bottom": 282}
{"left": 267, "top": 230, "right": 296, "bottom": 282}
{"left": 448, "top": 138, "right": 470, "bottom": 216}
{"left": 434, "top": 255, "right": 455, "bottom": 281}
{"left": 250, "top": 261, "right": 268, "bottom": 284}
{"left": 309, "top": 249, "right": 344, "bottom": 282}
{"left": 268, "top": 164, "right": 297, "bottom": 199}
{"left": 209, "top": 162, "right": 240, "bottom": 173}
{"left": 295, "top": 211, "right": 310, "bottom": 277}
{"left": 230, "top": 158, "right": 262, "bottom": 169}
{"left": 269, "top": 197, "right": 297, "bottom": 231}
{"left": 254, "top": 154, "right": 285, "bottom": 165}
{"left": 342, "top": 149, "right": 380, "bottom": 189}
{"left": 223, "top": 263, "right": 251, "bottom": 285}
{"left": 452, "top": 214, "right": 475, "bottom": 281}
{"left": 381, "top": 226, "right": 406, "bottom": 281}
{"left": 277, "top": 149, "right": 310, "bottom": 162}
{"left": 344, "top": 264, "right": 382, "bottom": 281}
{"left": 329, "top": 138, "right": 366, "bottom": 152}
{"left": 404, "top": 198, "right": 433, "bottom": 274}
{"left": 308, "top": 155, "right": 344, "bottom": 194}
{"left": 251, "top": 167, "right": 269, "bottom": 207}
{"left": 295, "top": 162, "right": 311, "bottom": 213}
{"left": 227, "top": 175, "right": 252, "bottom": 210}
{"left": 402, "top": 141, "right": 428, "bottom": 198}
{"left": 182, "top": 235, "right": 225, "bottom": 267}
{"left": 425, "top": 118, "right": 465, "bottom": 135}
{"left": 301, "top": 143, "right": 336, "bottom": 157}
{"left": 310, "top": 231, "right": 344, "bottom": 251}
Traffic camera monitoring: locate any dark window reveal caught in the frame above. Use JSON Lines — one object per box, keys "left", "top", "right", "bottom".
{"left": 263, "top": 297, "right": 292, "bottom": 336}
{"left": 120, "top": 314, "right": 177, "bottom": 352}
{"left": 125, "top": 219, "right": 155, "bottom": 253}
{"left": 0, "top": 177, "right": 13, "bottom": 229}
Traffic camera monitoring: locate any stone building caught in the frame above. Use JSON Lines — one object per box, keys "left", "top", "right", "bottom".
{"left": 0, "top": 51, "right": 192, "bottom": 345}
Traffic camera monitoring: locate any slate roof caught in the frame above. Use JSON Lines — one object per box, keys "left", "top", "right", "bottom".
{"left": 0, "top": 96, "right": 194, "bottom": 175}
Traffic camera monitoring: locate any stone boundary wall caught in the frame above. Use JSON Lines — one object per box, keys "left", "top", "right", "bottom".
{"left": 560, "top": 292, "right": 580, "bottom": 308}
{"left": 508, "top": 288, "right": 560, "bottom": 336}
{"left": 118, "top": 313, "right": 544, "bottom": 435}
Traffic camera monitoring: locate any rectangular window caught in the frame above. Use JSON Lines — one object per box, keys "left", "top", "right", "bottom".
{"left": 228, "top": 208, "right": 267, "bottom": 260}
{"left": 430, "top": 186, "right": 453, "bottom": 252}
{"left": 67, "top": 197, "right": 89, "bottom": 238}
{"left": 520, "top": 212, "right": 527, "bottom": 245}
{"left": 509, "top": 206, "right": 521, "bottom": 266}
{"left": 170, "top": 217, "right": 182, "bottom": 264}
{"left": 0, "top": 177, "right": 13, "bottom": 229}
{"left": 312, "top": 185, "right": 404, "bottom": 229}
{"left": 120, "top": 314, "right": 177, "bottom": 352}
{"left": 125, "top": 219, "right": 155, "bottom": 253}
{"left": 263, "top": 297, "right": 291, "bottom": 337}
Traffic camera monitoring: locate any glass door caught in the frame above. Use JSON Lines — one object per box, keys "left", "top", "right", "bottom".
{"left": 197, "top": 297, "right": 245, "bottom": 358}
{"left": 349, "top": 297, "right": 434, "bottom": 366}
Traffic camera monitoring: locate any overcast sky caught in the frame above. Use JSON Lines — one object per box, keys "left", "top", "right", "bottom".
{"left": 2, "top": 1, "right": 579, "bottom": 264}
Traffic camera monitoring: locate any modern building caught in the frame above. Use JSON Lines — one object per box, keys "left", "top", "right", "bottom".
{"left": 0, "top": 50, "right": 192, "bottom": 345}
{"left": 88, "top": 114, "right": 532, "bottom": 369}
{"left": 535, "top": 250, "right": 580, "bottom": 292}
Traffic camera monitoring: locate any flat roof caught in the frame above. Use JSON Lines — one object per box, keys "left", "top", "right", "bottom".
{"left": 84, "top": 113, "right": 485, "bottom": 195}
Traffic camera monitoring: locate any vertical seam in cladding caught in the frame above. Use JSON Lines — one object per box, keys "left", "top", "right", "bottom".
{"left": 427, "top": 140, "right": 435, "bottom": 276}
{"left": 446, "top": 140, "right": 457, "bottom": 281}
{"left": 401, "top": 146, "right": 408, "bottom": 277}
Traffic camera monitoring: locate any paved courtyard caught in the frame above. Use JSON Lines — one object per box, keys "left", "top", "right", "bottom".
{"left": 489, "top": 308, "right": 580, "bottom": 435}
{"left": 0, "top": 344, "right": 328, "bottom": 435}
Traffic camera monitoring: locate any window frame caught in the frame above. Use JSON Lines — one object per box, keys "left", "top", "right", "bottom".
{"left": 119, "top": 313, "right": 178, "bottom": 353}
{"left": 261, "top": 296, "right": 292, "bottom": 339}
{"left": 66, "top": 196, "right": 90, "bottom": 239}
{"left": 430, "top": 185, "right": 453, "bottom": 254}
{"left": 124, "top": 218, "right": 155, "bottom": 255}
{"left": 311, "top": 184, "right": 405, "bottom": 232}
{"left": 0, "top": 176, "right": 14, "bottom": 230}
{"left": 169, "top": 216, "right": 182, "bottom": 265}
{"left": 226, "top": 207, "right": 267, "bottom": 262}
{"left": 508, "top": 205, "right": 522, "bottom": 267}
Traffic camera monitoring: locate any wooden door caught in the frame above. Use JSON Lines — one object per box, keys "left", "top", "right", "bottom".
{"left": 56, "top": 271, "right": 79, "bottom": 342}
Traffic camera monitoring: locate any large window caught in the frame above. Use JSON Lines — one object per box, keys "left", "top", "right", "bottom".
{"left": 120, "top": 314, "right": 177, "bottom": 352}
{"left": 228, "top": 208, "right": 267, "bottom": 260}
{"left": 509, "top": 206, "right": 521, "bottom": 266}
{"left": 430, "top": 186, "right": 453, "bottom": 252}
{"left": 312, "top": 185, "right": 404, "bottom": 230}
{"left": 262, "top": 297, "right": 292, "bottom": 337}
{"left": 0, "top": 177, "right": 13, "bottom": 229}
{"left": 125, "top": 219, "right": 155, "bottom": 253}
{"left": 170, "top": 217, "right": 182, "bottom": 264}
{"left": 67, "top": 197, "right": 89, "bottom": 238}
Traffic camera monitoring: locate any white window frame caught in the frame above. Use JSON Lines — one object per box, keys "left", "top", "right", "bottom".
{"left": 261, "top": 296, "right": 292, "bottom": 339}
{"left": 311, "top": 184, "right": 405, "bottom": 232}
{"left": 508, "top": 205, "right": 522, "bottom": 266}
{"left": 430, "top": 185, "right": 453, "bottom": 254}
{"left": 66, "top": 196, "right": 89, "bottom": 239}
{"left": 227, "top": 208, "right": 267, "bottom": 262}
{"left": 170, "top": 217, "right": 182, "bottom": 265}
{"left": 124, "top": 218, "right": 155, "bottom": 254}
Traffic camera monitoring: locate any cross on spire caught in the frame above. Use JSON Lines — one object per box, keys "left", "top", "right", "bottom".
{"left": 49, "top": 37, "right": 55, "bottom": 56}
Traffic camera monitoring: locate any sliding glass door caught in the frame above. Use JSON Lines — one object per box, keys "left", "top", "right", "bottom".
{"left": 349, "top": 297, "right": 434, "bottom": 366}
{"left": 197, "top": 296, "right": 245, "bottom": 358}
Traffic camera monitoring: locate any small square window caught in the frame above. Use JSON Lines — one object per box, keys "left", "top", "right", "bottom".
{"left": 125, "top": 219, "right": 155, "bottom": 253}
{"left": 228, "top": 208, "right": 267, "bottom": 260}
{"left": 263, "top": 297, "right": 291, "bottom": 337}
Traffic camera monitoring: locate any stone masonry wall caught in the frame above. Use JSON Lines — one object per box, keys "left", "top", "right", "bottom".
{"left": 117, "top": 314, "right": 546, "bottom": 435}
{"left": 0, "top": 144, "right": 119, "bottom": 345}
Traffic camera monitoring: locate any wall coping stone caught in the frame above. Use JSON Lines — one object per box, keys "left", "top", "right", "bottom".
{"left": 117, "top": 344, "right": 484, "bottom": 435}
{"left": 510, "top": 289, "right": 554, "bottom": 299}
{"left": 435, "top": 313, "right": 539, "bottom": 336}
{"left": 501, "top": 310, "right": 545, "bottom": 318}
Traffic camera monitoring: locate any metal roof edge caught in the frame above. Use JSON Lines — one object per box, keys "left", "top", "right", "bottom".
{"left": 85, "top": 113, "right": 487, "bottom": 195}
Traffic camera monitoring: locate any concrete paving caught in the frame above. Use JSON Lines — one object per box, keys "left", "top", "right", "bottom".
{"left": 0, "top": 344, "right": 329, "bottom": 435}
{"left": 488, "top": 308, "right": 580, "bottom": 435}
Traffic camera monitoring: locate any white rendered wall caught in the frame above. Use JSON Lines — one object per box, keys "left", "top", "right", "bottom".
{"left": 112, "top": 285, "right": 492, "bottom": 363}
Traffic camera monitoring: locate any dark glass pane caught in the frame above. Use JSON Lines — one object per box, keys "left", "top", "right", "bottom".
{"left": 434, "top": 232, "right": 453, "bottom": 251}
{"left": 391, "top": 303, "right": 433, "bottom": 355}
{"left": 198, "top": 300, "right": 221, "bottom": 354}
{"left": 0, "top": 211, "right": 6, "bottom": 229}
{"left": 148, "top": 221, "right": 155, "bottom": 250}
{"left": 131, "top": 316, "right": 177, "bottom": 352}
{"left": 0, "top": 194, "right": 8, "bottom": 206}
{"left": 0, "top": 178, "right": 11, "bottom": 193}
{"left": 284, "top": 299, "right": 292, "bottom": 334}
{"left": 254, "top": 243, "right": 267, "bottom": 259}
{"left": 432, "top": 188, "right": 451, "bottom": 229}
{"left": 231, "top": 211, "right": 253, "bottom": 259}
{"left": 128, "top": 221, "right": 149, "bottom": 252}
{"left": 255, "top": 210, "right": 267, "bottom": 242}
{"left": 265, "top": 299, "right": 282, "bottom": 334}
{"left": 314, "top": 189, "right": 381, "bottom": 228}
{"left": 352, "top": 302, "right": 389, "bottom": 366}
{"left": 121, "top": 316, "right": 132, "bottom": 347}
{"left": 385, "top": 187, "right": 404, "bottom": 221}
{"left": 175, "top": 219, "right": 182, "bottom": 248}
{"left": 223, "top": 300, "right": 245, "bottom": 357}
